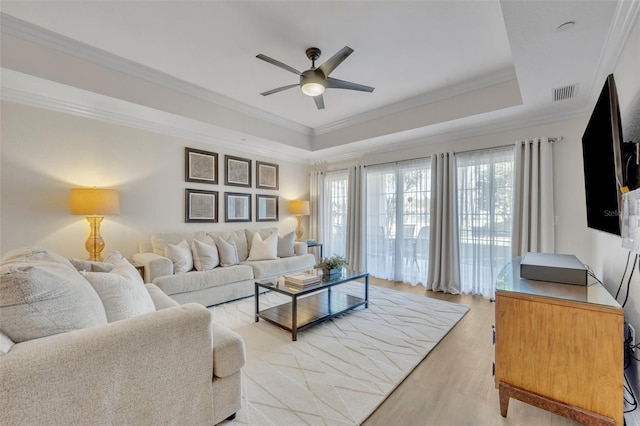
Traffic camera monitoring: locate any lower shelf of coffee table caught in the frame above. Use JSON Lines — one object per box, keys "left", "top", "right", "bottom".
{"left": 258, "top": 290, "right": 365, "bottom": 334}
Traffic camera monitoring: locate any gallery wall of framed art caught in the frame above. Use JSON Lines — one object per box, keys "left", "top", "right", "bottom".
{"left": 183, "top": 147, "right": 281, "bottom": 224}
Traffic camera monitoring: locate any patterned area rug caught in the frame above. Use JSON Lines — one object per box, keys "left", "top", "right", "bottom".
{"left": 211, "top": 283, "right": 469, "bottom": 425}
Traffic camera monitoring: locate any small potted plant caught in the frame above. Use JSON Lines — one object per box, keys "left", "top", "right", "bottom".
{"left": 315, "top": 255, "right": 348, "bottom": 278}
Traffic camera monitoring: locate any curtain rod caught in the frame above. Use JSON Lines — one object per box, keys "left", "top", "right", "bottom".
{"left": 363, "top": 136, "right": 563, "bottom": 168}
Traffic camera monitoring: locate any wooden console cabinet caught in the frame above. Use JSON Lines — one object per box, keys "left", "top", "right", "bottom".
{"left": 495, "top": 259, "right": 623, "bottom": 425}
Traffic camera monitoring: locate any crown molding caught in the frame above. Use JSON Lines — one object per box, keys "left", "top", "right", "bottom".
{"left": 0, "top": 13, "right": 312, "bottom": 137}
{"left": 1, "top": 84, "right": 312, "bottom": 164}
{"left": 312, "top": 67, "right": 517, "bottom": 136}
{"left": 312, "top": 104, "right": 590, "bottom": 164}
{"left": 588, "top": 0, "right": 640, "bottom": 100}
{"left": 0, "top": 12, "right": 519, "bottom": 139}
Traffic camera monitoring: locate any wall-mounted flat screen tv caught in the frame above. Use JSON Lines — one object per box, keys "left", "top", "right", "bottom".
{"left": 581, "top": 74, "right": 628, "bottom": 236}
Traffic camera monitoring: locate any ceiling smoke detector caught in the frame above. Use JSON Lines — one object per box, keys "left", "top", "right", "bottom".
{"left": 552, "top": 83, "right": 578, "bottom": 102}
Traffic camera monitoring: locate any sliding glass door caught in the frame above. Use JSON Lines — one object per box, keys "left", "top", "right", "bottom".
{"left": 322, "top": 170, "right": 348, "bottom": 258}
{"left": 365, "top": 159, "right": 431, "bottom": 284}
{"left": 456, "top": 147, "right": 514, "bottom": 296}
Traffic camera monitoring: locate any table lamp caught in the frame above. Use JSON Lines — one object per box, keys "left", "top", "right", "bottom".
{"left": 70, "top": 188, "right": 120, "bottom": 261}
{"left": 289, "top": 200, "right": 310, "bottom": 241}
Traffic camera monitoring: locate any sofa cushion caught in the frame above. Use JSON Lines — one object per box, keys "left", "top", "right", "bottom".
{"left": 192, "top": 238, "right": 219, "bottom": 271}
{"left": 82, "top": 259, "right": 156, "bottom": 322}
{"left": 214, "top": 236, "right": 239, "bottom": 267}
{"left": 247, "top": 231, "right": 278, "bottom": 261}
{"left": 0, "top": 247, "right": 107, "bottom": 343}
{"left": 278, "top": 231, "right": 296, "bottom": 258}
{"left": 242, "top": 253, "right": 316, "bottom": 279}
{"left": 145, "top": 283, "right": 180, "bottom": 310}
{"left": 152, "top": 265, "right": 254, "bottom": 296}
{"left": 165, "top": 240, "right": 194, "bottom": 274}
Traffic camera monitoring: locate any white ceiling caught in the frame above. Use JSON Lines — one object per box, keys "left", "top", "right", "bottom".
{"left": 1, "top": 1, "right": 638, "bottom": 163}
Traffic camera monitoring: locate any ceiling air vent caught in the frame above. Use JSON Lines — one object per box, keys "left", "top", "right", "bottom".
{"left": 552, "top": 83, "right": 578, "bottom": 102}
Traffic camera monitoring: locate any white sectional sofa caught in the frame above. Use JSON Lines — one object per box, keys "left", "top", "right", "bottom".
{"left": 134, "top": 227, "right": 316, "bottom": 306}
{"left": 0, "top": 247, "right": 245, "bottom": 425}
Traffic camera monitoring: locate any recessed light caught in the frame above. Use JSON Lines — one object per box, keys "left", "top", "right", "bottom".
{"left": 557, "top": 21, "right": 576, "bottom": 32}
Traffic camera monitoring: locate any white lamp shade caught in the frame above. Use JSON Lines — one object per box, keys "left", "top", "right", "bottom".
{"left": 70, "top": 188, "right": 120, "bottom": 215}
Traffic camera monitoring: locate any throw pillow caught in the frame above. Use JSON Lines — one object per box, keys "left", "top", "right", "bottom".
{"left": 165, "top": 240, "right": 193, "bottom": 274}
{"left": 192, "top": 238, "right": 220, "bottom": 271}
{"left": 82, "top": 259, "right": 155, "bottom": 323}
{"left": 214, "top": 236, "right": 239, "bottom": 267}
{"left": 0, "top": 246, "right": 108, "bottom": 343}
{"left": 69, "top": 258, "right": 115, "bottom": 273}
{"left": 247, "top": 231, "right": 278, "bottom": 261}
{"left": 278, "top": 231, "right": 296, "bottom": 258}
{"left": 103, "top": 250, "right": 124, "bottom": 264}
{"left": 245, "top": 227, "right": 278, "bottom": 252}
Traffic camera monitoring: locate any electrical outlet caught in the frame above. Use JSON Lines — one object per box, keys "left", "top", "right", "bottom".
{"left": 630, "top": 324, "right": 636, "bottom": 352}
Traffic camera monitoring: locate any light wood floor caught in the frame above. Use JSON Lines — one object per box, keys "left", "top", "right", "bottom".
{"left": 362, "top": 277, "right": 580, "bottom": 426}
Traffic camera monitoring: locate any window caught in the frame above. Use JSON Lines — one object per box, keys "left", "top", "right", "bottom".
{"left": 365, "top": 159, "right": 431, "bottom": 284}
{"left": 456, "top": 147, "right": 514, "bottom": 296}
{"left": 323, "top": 170, "right": 348, "bottom": 258}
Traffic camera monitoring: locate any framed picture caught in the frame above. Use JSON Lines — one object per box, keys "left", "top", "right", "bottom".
{"left": 256, "top": 194, "right": 279, "bottom": 222}
{"left": 225, "top": 155, "right": 252, "bottom": 188}
{"left": 256, "top": 161, "right": 279, "bottom": 190}
{"left": 185, "top": 148, "right": 218, "bottom": 184}
{"left": 185, "top": 189, "right": 218, "bottom": 223}
{"left": 225, "top": 192, "right": 251, "bottom": 222}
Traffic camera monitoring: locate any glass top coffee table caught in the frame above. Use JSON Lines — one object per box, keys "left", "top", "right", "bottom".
{"left": 255, "top": 269, "right": 369, "bottom": 341}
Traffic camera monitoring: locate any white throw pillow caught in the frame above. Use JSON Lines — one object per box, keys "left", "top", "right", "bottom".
{"left": 278, "top": 231, "right": 296, "bottom": 258}
{"left": 192, "top": 238, "right": 220, "bottom": 271}
{"left": 83, "top": 259, "right": 155, "bottom": 323}
{"left": 248, "top": 231, "right": 279, "bottom": 261}
{"left": 215, "top": 236, "right": 239, "bottom": 267}
{"left": 103, "top": 250, "right": 124, "bottom": 264}
{"left": 165, "top": 240, "right": 193, "bottom": 274}
{"left": 0, "top": 247, "right": 108, "bottom": 343}
{"left": 69, "top": 258, "right": 115, "bottom": 273}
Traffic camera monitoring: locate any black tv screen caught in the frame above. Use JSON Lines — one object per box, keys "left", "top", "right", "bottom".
{"left": 581, "top": 74, "right": 625, "bottom": 235}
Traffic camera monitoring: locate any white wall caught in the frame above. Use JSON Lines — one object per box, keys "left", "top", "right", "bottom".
{"left": 0, "top": 101, "right": 310, "bottom": 259}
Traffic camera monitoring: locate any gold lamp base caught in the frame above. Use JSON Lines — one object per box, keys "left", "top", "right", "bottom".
{"left": 85, "top": 216, "right": 105, "bottom": 261}
{"left": 295, "top": 215, "right": 305, "bottom": 242}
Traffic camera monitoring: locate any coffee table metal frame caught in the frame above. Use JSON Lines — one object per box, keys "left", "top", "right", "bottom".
{"left": 255, "top": 269, "right": 369, "bottom": 341}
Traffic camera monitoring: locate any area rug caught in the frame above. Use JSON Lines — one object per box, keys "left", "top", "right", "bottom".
{"left": 210, "top": 283, "right": 469, "bottom": 425}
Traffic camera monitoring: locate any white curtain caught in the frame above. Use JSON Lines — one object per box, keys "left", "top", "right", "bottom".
{"left": 512, "top": 138, "right": 555, "bottom": 256}
{"left": 322, "top": 170, "right": 349, "bottom": 259}
{"left": 346, "top": 165, "right": 365, "bottom": 272}
{"left": 456, "top": 147, "right": 514, "bottom": 297}
{"left": 309, "top": 171, "right": 324, "bottom": 243}
{"left": 366, "top": 158, "right": 431, "bottom": 285}
{"left": 427, "top": 152, "right": 460, "bottom": 293}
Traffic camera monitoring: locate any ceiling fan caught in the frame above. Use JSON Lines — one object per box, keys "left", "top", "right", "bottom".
{"left": 256, "top": 46, "right": 374, "bottom": 110}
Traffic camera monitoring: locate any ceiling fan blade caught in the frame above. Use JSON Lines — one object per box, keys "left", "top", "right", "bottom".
{"left": 313, "top": 94, "right": 325, "bottom": 110}
{"left": 260, "top": 84, "right": 299, "bottom": 96}
{"left": 318, "top": 46, "right": 353, "bottom": 76}
{"left": 256, "top": 54, "right": 301, "bottom": 75}
{"left": 326, "top": 77, "right": 374, "bottom": 92}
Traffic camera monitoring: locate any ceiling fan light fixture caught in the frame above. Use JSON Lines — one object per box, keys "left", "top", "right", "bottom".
{"left": 300, "top": 69, "right": 326, "bottom": 96}
{"left": 301, "top": 82, "right": 325, "bottom": 96}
